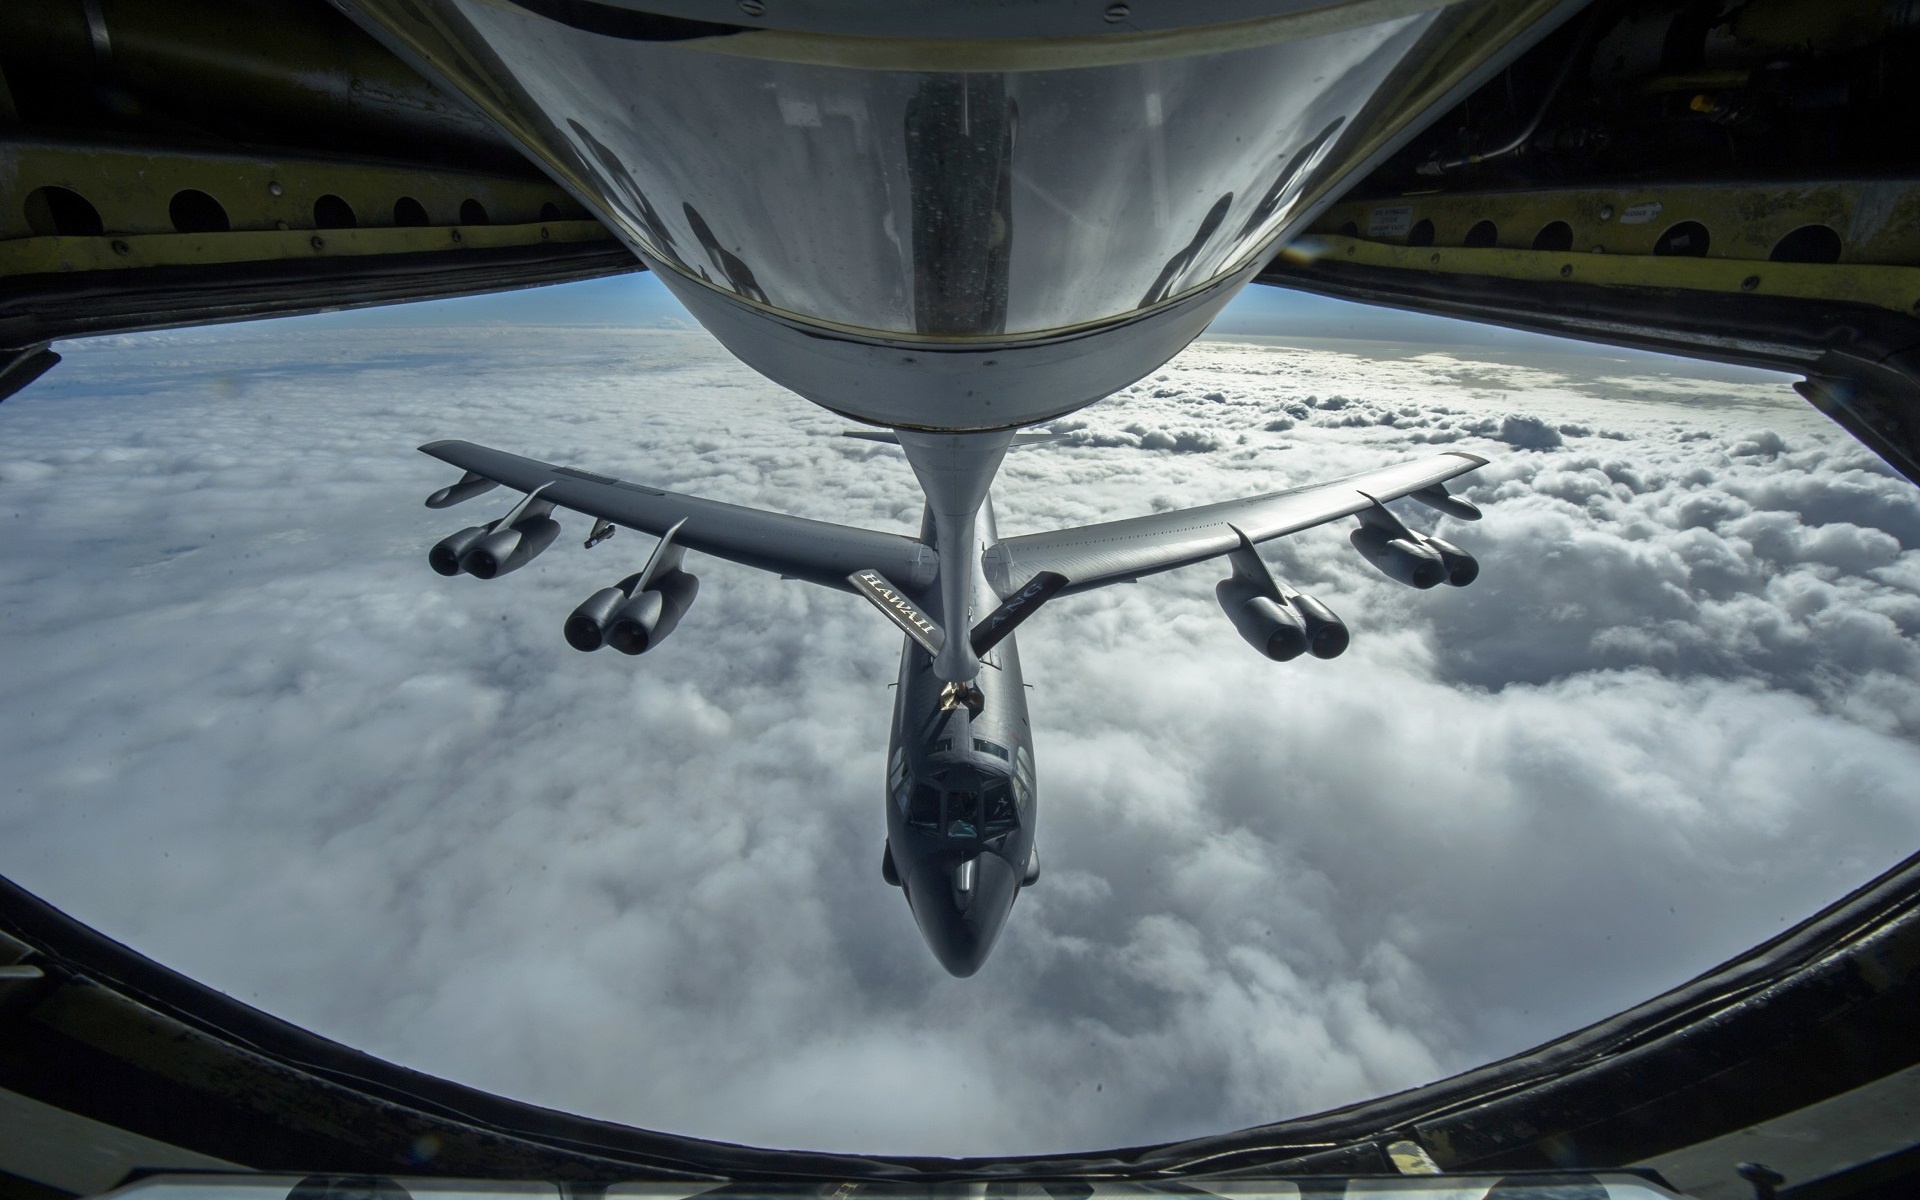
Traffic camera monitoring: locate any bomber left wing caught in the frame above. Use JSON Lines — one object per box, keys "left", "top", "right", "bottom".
{"left": 419, "top": 439, "right": 934, "bottom": 592}
{"left": 970, "top": 450, "right": 1488, "bottom": 664}
{"left": 982, "top": 451, "right": 1486, "bottom": 597}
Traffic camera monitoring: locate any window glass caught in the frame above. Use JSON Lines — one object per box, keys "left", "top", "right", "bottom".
{"left": 945, "top": 790, "right": 979, "bottom": 839}
{"left": 907, "top": 783, "right": 940, "bottom": 830}
{"left": 972, "top": 738, "right": 1009, "bottom": 761}
{"left": 984, "top": 781, "right": 1018, "bottom": 834}
{"left": 455, "top": 0, "right": 1430, "bottom": 336}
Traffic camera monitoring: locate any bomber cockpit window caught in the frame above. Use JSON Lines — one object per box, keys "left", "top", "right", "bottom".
{"left": 1015, "top": 746, "right": 1035, "bottom": 811}
{"left": 945, "top": 790, "right": 979, "bottom": 839}
{"left": 907, "top": 783, "right": 940, "bottom": 830}
{"left": 984, "top": 781, "right": 1018, "bottom": 835}
{"left": 972, "top": 738, "right": 1009, "bottom": 762}
{"left": 888, "top": 749, "right": 909, "bottom": 810}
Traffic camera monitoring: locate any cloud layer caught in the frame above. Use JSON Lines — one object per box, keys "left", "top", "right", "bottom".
{"left": 0, "top": 321, "right": 1916, "bottom": 1156}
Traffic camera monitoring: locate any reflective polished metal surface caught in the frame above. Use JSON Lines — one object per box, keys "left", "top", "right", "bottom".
{"left": 442, "top": 4, "right": 1431, "bottom": 340}
{"left": 337, "top": 0, "right": 1576, "bottom": 426}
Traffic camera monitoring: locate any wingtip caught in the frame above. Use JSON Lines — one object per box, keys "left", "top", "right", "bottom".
{"left": 1449, "top": 451, "right": 1491, "bottom": 467}
{"left": 419, "top": 439, "right": 484, "bottom": 460}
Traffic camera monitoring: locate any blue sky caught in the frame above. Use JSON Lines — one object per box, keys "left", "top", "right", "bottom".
{"left": 298, "top": 269, "right": 695, "bottom": 328}
{"left": 276, "top": 269, "right": 1793, "bottom": 383}
{"left": 288, "top": 268, "right": 1476, "bottom": 336}
{"left": 276, "top": 269, "right": 1579, "bottom": 346}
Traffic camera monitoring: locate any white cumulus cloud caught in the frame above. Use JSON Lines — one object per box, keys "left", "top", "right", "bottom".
{"left": 0, "top": 318, "right": 1915, "bottom": 1156}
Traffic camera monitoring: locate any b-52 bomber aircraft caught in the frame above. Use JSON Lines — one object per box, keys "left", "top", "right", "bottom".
{"left": 421, "top": 435, "right": 1486, "bottom": 975}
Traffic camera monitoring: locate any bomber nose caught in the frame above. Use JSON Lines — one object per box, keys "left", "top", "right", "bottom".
{"left": 906, "top": 852, "right": 1018, "bottom": 977}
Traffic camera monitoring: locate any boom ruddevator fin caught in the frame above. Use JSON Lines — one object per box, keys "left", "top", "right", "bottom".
{"left": 970, "top": 570, "right": 1068, "bottom": 657}
{"left": 848, "top": 569, "right": 945, "bottom": 656}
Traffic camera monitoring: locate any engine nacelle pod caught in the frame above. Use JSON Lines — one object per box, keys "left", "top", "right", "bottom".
{"left": 1351, "top": 525, "right": 1446, "bottom": 589}
{"left": 1287, "top": 591, "right": 1351, "bottom": 660}
{"left": 425, "top": 473, "right": 499, "bottom": 509}
{"left": 606, "top": 589, "right": 663, "bottom": 654}
{"left": 647, "top": 569, "right": 699, "bottom": 644}
{"left": 606, "top": 569, "right": 700, "bottom": 655}
{"left": 564, "top": 586, "right": 631, "bottom": 652}
{"left": 460, "top": 517, "right": 560, "bottom": 579}
{"left": 429, "top": 526, "right": 492, "bottom": 576}
{"left": 1423, "top": 536, "right": 1479, "bottom": 587}
{"left": 1217, "top": 577, "right": 1309, "bottom": 662}
{"left": 1411, "top": 484, "right": 1482, "bottom": 522}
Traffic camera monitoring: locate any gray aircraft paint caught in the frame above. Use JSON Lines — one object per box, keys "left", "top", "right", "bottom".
{"left": 419, "top": 437, "right": 1484, "bottom": 972}
{"left": 885, "top": 498, "right": 1038, "bottom": 977}
{"left": 894, "top": 430, "right": 1017, "bottom": 682}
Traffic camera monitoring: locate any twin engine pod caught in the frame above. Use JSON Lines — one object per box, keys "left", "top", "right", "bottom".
{"left": 565, "top": 568, "right": 700, "bottom": 655}
{"left": 429, "top": 515, "right": 562, "bottom": 578}
{"left": 1215, "top": 528, "right": 1349, "bottom": 663}
{"left": 1349, "top": 525, "right": 1477, "bottom": 589}
{"left": 424, "top": 475, "right": 701, "bottom": 658}
{"left": 1349, "top": 494, "right": 1479, "bottom": 590}
{"left": 1216, "top": 576, "right": 1350, "bottom": 662}
{"left": 428, "top": 484, "right": 562, "bottom": 579}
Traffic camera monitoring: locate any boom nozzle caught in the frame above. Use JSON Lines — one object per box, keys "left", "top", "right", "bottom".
{"left": 939, "top": 681, "right": 985, "bottom": 717}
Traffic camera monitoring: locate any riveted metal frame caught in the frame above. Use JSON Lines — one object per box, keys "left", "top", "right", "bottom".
{"left": 0, "top": 142, "right": 632, "bottom": 348}
{"left": 1, "top": 219, "right": 613, "bottom": 277}
{"left": 1283, "top": 233, "right": 1920, "bottom": 316}
{"left": 1307, "top": 180, "right": 1920, "bottom": 269}
{"left": 1, "top": 141, "right": 603, "bottom": 256}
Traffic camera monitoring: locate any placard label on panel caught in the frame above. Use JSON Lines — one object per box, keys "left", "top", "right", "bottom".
{"left": 1368, "top": 206, "right": 1413, "bottom": 238}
